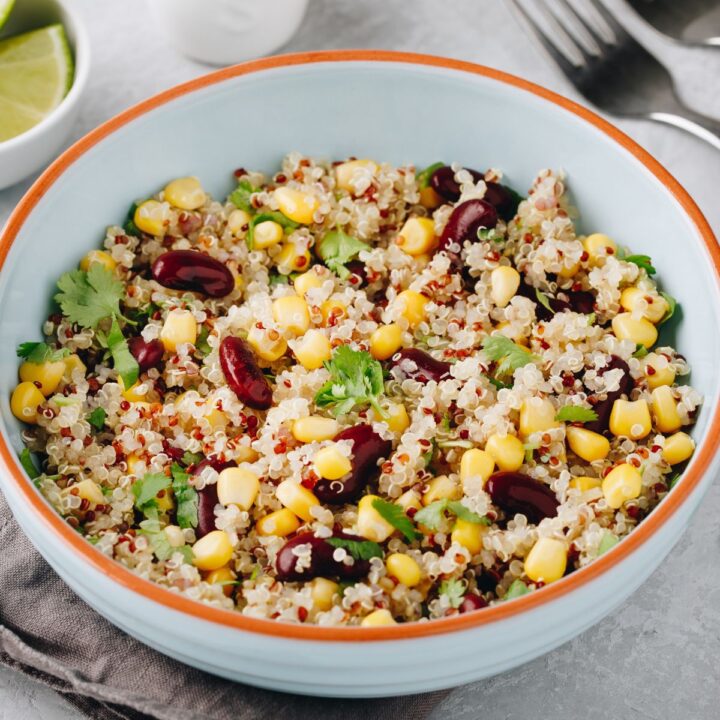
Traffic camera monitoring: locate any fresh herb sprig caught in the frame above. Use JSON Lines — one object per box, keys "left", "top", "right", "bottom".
{"left": 246, "top": 212, "right": 298, "bottom": 250}
{"left": 555, "top": 405, "right": 599, "bottom": 423}
{"left": 87, "top": 408, "right": 107, "bottom": 431}
{"left": 482, "top": 335, "right": 539, "bottom": 378}
{"left": 414, "top": 499, "right": 489, "bottom": 531}
{"left": 16, "top": 342, "right": 69, "bottom": 364}
{"left": 624, "top": 254, "right": 656, "bottom": 275}
{"left": 316, "top": 228, "right": 370, "bottom": 279}
{"left": 371, "top": 498, "right": 422, "bottom": 542}
{"left": 326, "top": 537, "right": 383, "bottom": 561}
{"left": 438, "top": 578, "right": 466, "bottom": 608}
{"left": 171, "top": 462, "right": 198, "bottom": 529}
{"left": 416, "top": 161, "right": 444, "bottom": 189}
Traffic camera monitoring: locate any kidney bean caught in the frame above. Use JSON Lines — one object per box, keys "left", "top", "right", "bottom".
{"left": 519, "top": 282, "right": 596, "bottom": 321}
{"left": 486, "top": 471, "right": 559, "bottom": 524}
{"left": 484, "top": 181, "right": 522, "bottom": 222}
{"left": 275, "top": 531, "right": 371, "bottom": 581}
{"left": 192, "top": 458, "right": 236, "bottom": 538}
{"left": 430, "top": 165, "right": 484, "bottom": 201}
{"left": 584, "top": 356, "right": 633, "bottom": 435}
{"left": 219, "top": 336, "right": 273, "bottom": 410}
{"left": 128, "top": 336, "right": 164, "bottom": 372}
{"left": 314, "top": 425, "right": 392, "bottom": 504}
{"left": 389, "top": 348, "right": 451, "bottom": 383}
{"left": 438, "top": 199, "right": 498, "bottom": 254}
{"left": 567, "top": 290, "right": 596, "bottom": 315}
{"left": 459, "top": 593, "right": 488, "bottom": 613}
{"left": 151, "top": 249, "right": 234, "bottom": 298}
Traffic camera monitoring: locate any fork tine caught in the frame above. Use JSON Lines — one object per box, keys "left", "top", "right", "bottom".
{"left": 584, "top": 0, "right": 631, "bottom": 41}
{"left": 552, "top": 0, "right": 610, "bottom": 50}
{"left": 543, "top": 0, "right": 603, "bottom": 63}
{"left": 507, "top": 0, "right": 581, "bottom": 78}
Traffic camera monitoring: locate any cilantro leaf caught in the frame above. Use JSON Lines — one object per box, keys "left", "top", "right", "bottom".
{"left": 482, "top": 335, "right": 539, "bottom": 376}
{"left": 446, "top": 501, "right": 489, "bottom": 525}
{"left": 195, "top": 325, "right": 212, "bottom": 358}
{"left": 555, "top": 405, "right": 599, "bottom": 423}
{"left": 16, "top": 342, "right": 69, "bottom": 364}
{"left": 633, "top": 344, "right": 649, "bottom": 359}
{"left": 371, "top": 498, "right": 422, "bottom": 542}
{"left": 246, "top": 212, "right": 298, "bottom": 250}
{"left": 415, "top": 499, "right": 488, "bottom": 531}
{"left": 87, "top": 408, "right": 106, "bottom": 431}
{"left": 249, "top": 565, "right": 262, "bottom": 581}
{"left": 504, "top": 579, "right": 530, "bottom": 600}
{"left": 228, "top": 179, "right": 255, "bottom": 213}
{"left": 55, "top": 264, "right": 124, "bottom": 329}
{"left": 19, "top": 448, "right": 40, "bottom": 479}
{"left": 139, "top": 516, "right": 193, "bottom": 563}
{"left": 132, "top": 472, "right": 171, "bottom": 514}
{"left": 326, "top": 537, "right": 383, "bottom": 561}
{"left": 171, "top": 462, "right": 198, "bottom": 529}
{"left": 534, "top": 288, "right": 555, "bottom": 315}
{"left": 487, "top": 376, "right": 511, "bottom": 390}
{"left": 438, "top": 578, "right": 466, "bottom": 608}
{"left": 124, "top": 202, "right": 142, "bottom": 236}
{"left": 107, "top": 316, "right": 139, "bottom": 389}
{"left": 659, "top": 292, "right": 677, "bottom": 324}
{"left": 416, "top": 161, "right": 444, "bottom": 189}
{"left": 316, "top": 229, "right": 370, "bottom": 280}
{"left": 624, "top": 254, "right": 656, "bottom": 276}
{"left": 315, "top": 345, "right": 386, "bottom": 417}
{"left": 597, "top": 531, "right": 620, "bottom": 556}
{"left": 181, "top": 451, "right": 204, "bottom": 467}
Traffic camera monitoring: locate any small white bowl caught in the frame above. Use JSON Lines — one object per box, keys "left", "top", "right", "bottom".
{"left": 0, "top": 0, "right": 90, "bottom": 190}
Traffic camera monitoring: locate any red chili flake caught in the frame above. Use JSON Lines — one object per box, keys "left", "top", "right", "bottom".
{"left": 524, "top": 232, "right": 533, "bottom": 244}
{"left": 381, "top": 461, "right": 394, "bottom": 474}
{"left": 274, "top": 441, "right": 287, "bottom": 454}
{"left": 295, "top": 256, "right": 308, "bottom": 269}
{"left": 83, "top": 436, "right": 93, "bottom": 447}
{"left": 297, "top": 607, "right": 308, "bottom": 622}
{"left": 246, "top": 415, "right": 258, "bottom": 430}
{"left": 549, "top": 456, "right": 560, "bottom": 466}
{"left": 406, "top": 507, "right": 418, "bottom": 519}
{"left": 65, "top": 328, "right": 74, "bottom": 339}
{"left": 606, "top": 247, "right": 615, "bottom": 255}
{"left": 60, "top": 427, "right": 72, "bottom": 438}
{"left": 571, "top": 282, "right": 582, "bottom": 292}
{"left": 120, "top": 401, "right": 131, "bottom": 412}
{"left": 459, "top": 429, "right": 470, "bottom": 440}
{"left": 539, "top": 339, "right": 550, "bottom": 350}
{"left": 283, "top": 379, "right": 292, "bottom": 388}
{"left": 651, "top": 444, "right": 662, "bottom": 454}
{"left": 275, "top": 173, "right": 287, "bottom": 183}
{"left": 626, "top": 505, "right": 641, "bottom": 519}
{"left": 646, "top": 365, "right": 656, "bottom": 375}
{"left": 580, "top": 251, "right": 589, "bottom": 262}
{"left": 562, "top": 374, "right": 575, "bottom": 387}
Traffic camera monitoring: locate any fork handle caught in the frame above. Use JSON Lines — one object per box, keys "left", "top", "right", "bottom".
{"left": 647, "top": 110, "right": 720, "bottom": 151}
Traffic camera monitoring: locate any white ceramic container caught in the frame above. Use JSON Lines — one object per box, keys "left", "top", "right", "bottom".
{"left": 0, "top": 52, "right": 718, "bottom": 697}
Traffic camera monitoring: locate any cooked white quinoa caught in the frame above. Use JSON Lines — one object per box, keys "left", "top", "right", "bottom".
{"left": 13, "top": 154, "right": 700, "bottom": 626}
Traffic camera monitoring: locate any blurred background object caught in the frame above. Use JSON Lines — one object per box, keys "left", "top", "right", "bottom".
{"left": 626, "top": 0, "right": 720, "bottom": 45}
{"left": 146, "top": 0, "right": 309, "bottom": 65}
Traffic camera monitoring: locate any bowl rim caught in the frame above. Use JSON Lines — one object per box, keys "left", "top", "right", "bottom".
{"left": 1, "top": 50, "right": 718, "bottom": 643}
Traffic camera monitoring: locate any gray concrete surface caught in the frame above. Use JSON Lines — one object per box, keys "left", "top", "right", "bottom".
{"left": 0, "top": 0, "right": 718, "bottom": 717}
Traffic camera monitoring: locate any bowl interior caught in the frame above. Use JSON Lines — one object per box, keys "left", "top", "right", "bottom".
{"left": 1, "top": 57, "right": 718, "bottom": 526}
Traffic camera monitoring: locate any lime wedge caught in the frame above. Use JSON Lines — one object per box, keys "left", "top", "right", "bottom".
{"left": 0, "top": 0, "right": 15, "bottom": 31}
{"left": 0, "top": 24, "right": 74, "bottom": 142}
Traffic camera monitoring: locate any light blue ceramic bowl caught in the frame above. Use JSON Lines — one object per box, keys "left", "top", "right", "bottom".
{"left": 1, "top": 52, "right": 719, "bottom": 697}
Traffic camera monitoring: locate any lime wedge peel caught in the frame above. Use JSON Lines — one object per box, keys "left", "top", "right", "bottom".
{"left": 0, "top": 0, "right": 15, "bottom": 31}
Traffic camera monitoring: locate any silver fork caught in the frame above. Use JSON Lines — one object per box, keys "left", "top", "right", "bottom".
{"left": 508, "top": 0, "right": 720, "bottom": 149}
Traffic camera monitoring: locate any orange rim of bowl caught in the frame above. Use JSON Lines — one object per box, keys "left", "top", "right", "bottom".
{"left": 1, "top": 50, "right": 718, "bottom": 643}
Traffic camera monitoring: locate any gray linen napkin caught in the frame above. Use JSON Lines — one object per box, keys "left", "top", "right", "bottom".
{"left": 0, "top": 490, "right": 448, "bottom": 720}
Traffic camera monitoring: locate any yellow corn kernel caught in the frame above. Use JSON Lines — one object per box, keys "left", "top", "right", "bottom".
{"left": 569, "top": 475, "right": 602, "bottom": 492}
{"left": 583, "top": 233, "right": 617, "bottom": 263}
{"left": 419, "top": 185, "right": 443, "bottom": 210}
{"left": 80, "top": 249, "right": 117, "bottom": 273}
{"left": 217, "top": 467, "right": 260, "bottom": 510}
{"left": 485, "top": 433, "right": 525, "bottom": 472}
{"left": 126, "top": 453, "right": 144, "bottom": 476}
{"left": 205, "top": 566, "right": 236, "bottom": 597}
{"left": 19, "top": 359, "right": 66, "bottom": 396}
{"left": 156, "top": 487, "right": 174, "bottom": 512}
{"left": 335, "top": 159, "right": 378, "bottom": 193}
{"left": 119, "top": 377, "right": 147, "bottom": 403}
{"left": 274, "top": 186, "right": 319, "bottom": 224}
{"left": 311, "top": 577, "right": 339, "bottom": 611}
{"left": 192, "top": 530, "right": 234, "bottom": 571}
{"left": 320, "top": 299, "right": 348, "bottom": 326}
{"left": 160, "top": 309, "right": 197, "bottom": 352}
{"left": 11, "top": 382, "right": 44, "bottom": 424}
{"left": 275, "top": 242, "right": 311, "bottom": 274}
{"left": 422, "top": 475, "right": 460, "bottom": 505}
{"left": 163, "top": 525, "right": 186, "bottom": 548}
{"left": 565, "top": 426, "right": 610, "bottom": 462}
{"left": 255, "top": 508, "right": 301, "bottom": 537}
{"left": 247, "top": 326, "right": 287, "bottom": 362}
{"left": 357, "top": 494, "right": 395, "bottom": 542}
{"left": 519, "top": 397, "right": 560, "bottom": 438}
{"left": 386, "top": 553, "right": 422, "bottom": 587}
{"left": 73, "top": 479, "right": 106, "bottom": 506}
{"left": 292, "top": 329, "right": 331, "bottom": 370}
{"left": 557, "top": 260, "right": 581, "bottom": 278}
{"left": 662, "top": 432, "right": 695, "bottom": 465}
{"left": 396, "top": 489, "right": 422, "bottom": 514}
{"left": 369, "top": 323, "right": 404, "bottom": 360}
{"left": 134, "top": 200, "right": 171, "bottom": 236}
{"left": 651, "top": 385, "right": 682, "bottom": 434}
{"left": 496, "top": 321, "right": 529, "bottom": 346}
{"left": 644, "top": 353, "right": 676, "bottom": 390}
{"left": 164, "top": 176, "right": 206, "bottom": 210}
{"left": 63, "top": 354, "right": 86, "bottom": 381}
{"left": 451, "top": 518, "right": 485, "bottom": 555}
{"left": 383, "top": 402, "right": 410, "bottom": 434}
{"left": 227, "top": 209, "right": 252, "bottom": 236}
{"left": 619, "top": 287, "right": 668, "bottom": 324}
{"left": 611, "top": 313, "right": 658, "bottom": 348}
{"left": 253, "top": 220, "right": 284, "bottom": 249}
{"left": 313, "top": 444, "right": 352, "bottom": 480}
{"left": 524, "top": 537, "right": 567, "bottom": 583}
{"left": 294, "top": 266, "right": 328, "bottom": 296}
{"left": 396, "top": 290, "right": 429, "bottom": 328}
{"left": 361, "top": 608, "right": 396, "bottom": 627}
{"left": 602, "top": 463, "right": 643, "bottom": 508}
{"left": 275, "top": 480, "right": 320, "bottom": 522}
{"left": 490, "top": 266, "right": 521, "bottom": 308}
{"left": 292, "top": 416, "right": 339, "bottom": 443}
{"left": 203, "top": 407, "right": 228, "bottom": 429}
{"left": 460, "top": 448, "right": 495, "bottom": 485}
{"left": 397, "top": 217, "right": 437, "bottom": 257}
{"left": 609, "top": 398, "right": 651, "bottom": 439}
{"left": 272, "top": 295, "right": 310, "bottom": 335}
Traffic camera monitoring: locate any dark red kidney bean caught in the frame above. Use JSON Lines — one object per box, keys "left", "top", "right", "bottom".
{"left": 345, "top": 260, "right": 367, "bottom": 288}
{"left": 438, "top": 199, "right": 498, "bottom": 254}
{"left": 192, "top": 458, "right": 236, "bottom": 538}
{"left": 484, "top": 181, "right": 522, "bottom": 222}
{"left": 275, "top": 532, "right": 371, "bottom": 582}
{"left": 128, "top": 336, "right": 164, "bottom": 372}
{"left": 219, "top": 336, "right": 273, "bottom": 410}
{"left": 430, "top": 165, "right": 484, "bottom": 201}
{"left": 519, "top": 282, "right": 595, "bottom": 321}
{"left": 314, "top": 425, "right": 392, "bottom": 504}
{"left": 389, "top": 348, "right": 451, "bottom": 383}
{"left": 584, "top": 356, "right": 633, "bottom": 435}
{"left": 566, "top": 290, "right": 596, "bottom": 315}
{"left": 459, "top": 593, "right": 488, "bottom": 613}
{"left": 486, "top": 472, "right": 559, "bottom": 524}
{"left": 151, "top": 250, "right": 234, "bottom": 298}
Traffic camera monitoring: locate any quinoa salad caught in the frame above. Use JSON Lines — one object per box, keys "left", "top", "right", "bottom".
{"left": 11, "top": 155, "right": 700, "bottom": 627}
